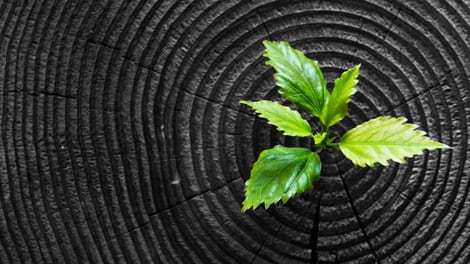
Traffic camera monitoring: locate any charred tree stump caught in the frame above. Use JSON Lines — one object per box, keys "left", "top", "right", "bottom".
{"left": 0, "top": 0, "right": 468, "bottom": 263}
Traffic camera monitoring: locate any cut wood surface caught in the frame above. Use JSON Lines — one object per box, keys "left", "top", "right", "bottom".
{"left": 0, "top": 0, "right": 468, "bottom": 263}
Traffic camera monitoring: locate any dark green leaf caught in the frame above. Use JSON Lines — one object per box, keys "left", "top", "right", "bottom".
{"left": 242, "top": 145, "right": 321, "bottom": 211}
{"left": 263, "top": 40, "right": 328, "bottom": 118}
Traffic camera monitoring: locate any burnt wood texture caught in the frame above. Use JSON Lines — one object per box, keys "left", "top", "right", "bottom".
{"left": 0, "top": 0, "right": 469, "bottom": 263}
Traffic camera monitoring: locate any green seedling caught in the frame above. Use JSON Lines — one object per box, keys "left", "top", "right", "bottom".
{"left": 241, "top": 40, "right": 449, "bottom": 211}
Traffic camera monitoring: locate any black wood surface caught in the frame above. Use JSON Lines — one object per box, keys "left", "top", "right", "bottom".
{"left": 0, "top": 0, "right": 469, "bottom": 263}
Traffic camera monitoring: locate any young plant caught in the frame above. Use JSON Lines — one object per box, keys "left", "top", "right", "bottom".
{"left": 241, "top": 40, "right": 449, "bottom": 211}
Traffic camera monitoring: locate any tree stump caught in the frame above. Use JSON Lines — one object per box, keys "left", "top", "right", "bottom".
{"left": 0, "top": 0, "right": 468, "bottom": 263}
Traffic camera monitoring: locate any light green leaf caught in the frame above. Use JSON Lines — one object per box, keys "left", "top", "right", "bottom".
{"left": 339, "top": 116, "right": 450, "bottom": 167}
{"left": 313, "top": 132, "right": 327, "bottom": 145}
{"left": 241, "top": 100, "right": 313, "bottom": 137}
{"left": 320, "top": 64, "right": 361, "bottom": 128}
{"left": 263, "top": 40, "right": 328, "bottom": 118}
{"left": 242, "top": 145, "right": 321, "bottom": 211}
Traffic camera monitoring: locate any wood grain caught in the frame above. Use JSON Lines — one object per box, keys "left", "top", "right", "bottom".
{"left": 0, "top": 0, "right": 468, "bottom": 263}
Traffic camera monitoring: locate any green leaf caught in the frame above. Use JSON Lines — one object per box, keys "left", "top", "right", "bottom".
{"left": 320, "top": 64, "right": 361, "bottom": 128}
{"left": 313, "top": 132, "right": 327, "bottom": 145}
{"left": 242, "top": 145, "right": 321, "bottom": 211}
{"left": 339, "top": 116, "right": 450, "bottom": 167}
{"left": 263, "top": 40, "right": 328, "bottom": 118}
{"left": 241, "top": 100, "right": 313, "bottom": 137}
